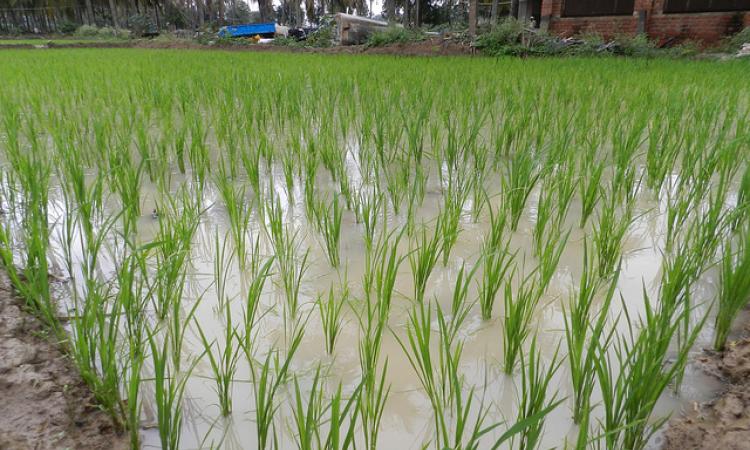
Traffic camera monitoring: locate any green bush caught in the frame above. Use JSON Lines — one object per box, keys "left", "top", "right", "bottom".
{"left": 59, "top": 20, "right": 78, "bottom": 34}
{"left": 474, "top": 18, "right": 524, "bottom": 55}
{"left": 614, "top": 33, "right": 657, "bottom": 57}
{"left": 725, "top": 27, "right": 750, "bottom": 52}
{"left": 365, "top": 27, "right": 425, "bottom": 48}
{"left": 75, "top": 24, "right": 99, "bottom": 37}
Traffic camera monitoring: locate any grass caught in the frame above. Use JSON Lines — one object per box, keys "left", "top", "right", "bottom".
{"left": 0, "top": 50, "right": 748, "bottom": 450}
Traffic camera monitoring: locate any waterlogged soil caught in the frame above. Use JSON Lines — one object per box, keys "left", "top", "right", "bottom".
{"left": 0, "top": 273, "right": 128, "bottom": 450}
{"left": 663, "top": 310, "right": 750, "bottom": 450}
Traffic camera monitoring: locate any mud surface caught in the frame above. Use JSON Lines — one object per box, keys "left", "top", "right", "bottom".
{"left": 0, "top": 37, "right": 475, "bottom": 56}
{"left": 663, "top": 315, "right": 750, "bottom": 450}
{"left": 0, "top": 273, "right": 128, "bottom": 450}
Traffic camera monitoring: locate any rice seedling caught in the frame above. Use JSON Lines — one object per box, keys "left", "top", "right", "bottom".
{"left": 251, "top": 322, "right": 305, "bottom": 450}
{"left": 196, "top": 303, "right": 242, "bottom": 417}
{"left": 503, "top": 149, "right": 541, "bottom": 232}
{"left": 513, "top": 338, "right": 563, "bottom": 450}
{"left": 503, "top": 271, "right": 543, "bottom": 374}
{"left": 563, "top": 242, "right": 618, "bottom": 424}
{"left": 478, "top": 237, "right": 516, "bottom": 320}
{"left": 409, "top": 222, "right": 443, "bottom": 303}
{"left": 592, "top": 192, "right": 634, "bottom": 279}
{"left": 594, "top": 288, "right": 707, "bottom": 450}
{"left": 713, "top": 225, "right": 750, "bottom": 350}
{"left": 319, "top": 283, "right": 347, "bottom": 355}
{"left": 313, "top": 194, "right": 343, "bottom": 268}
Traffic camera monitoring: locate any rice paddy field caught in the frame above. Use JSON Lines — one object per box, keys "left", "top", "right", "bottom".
{"left": 0, "top": 49, "right": 749, "bottom": 450}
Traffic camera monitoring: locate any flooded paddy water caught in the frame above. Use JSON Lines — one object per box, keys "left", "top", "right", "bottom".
{"left": 0, "top": 49, "right": 748, "bottom": 449}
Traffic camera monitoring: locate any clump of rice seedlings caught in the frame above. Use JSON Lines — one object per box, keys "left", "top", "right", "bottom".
{"left": 577, "top": 141, "right": 604, "bottom": 228}
{"left": 319, "top": 283, "right": 347, "bottom": 355}
{"left": 313, "top": 194, "right": 343, "bottom": 268}
{"left": 503, "top": 271, "right": 543, "bottom": 374}
{"left": 409, "top": 222, "right": 443, "bottom": 303}
{"left": 215, "top": 165, "right": 253, "bottom": 270}
{"left": 592, "top": 192, "right": 633, "bottom": 279}
{"left": 151, "top": 193, "right": 200, "bottom": 320}
{"left": 291, "top": 366, "right": 324, "bottom": 450}
{"left": 536, "top": 226, "right": 569, "bottom": 293}
{"left": 563, "top": 243, "right": 618, "bottom": 424}
{"left": 503, "top": 149, "right": 541, "bottom": 231}
{"left": 324, "top": 381, "right": 361, "bottom": 450}
{"left": 513, "top": 338, "right": 563, "bottom": 450}
{"left": 384, "top": 161, "right": 410, "bottom": 216}
{"left": 405, "top": 166, "right": 428, "bottom": 235}
{"left": 0, "top": 134, "right": 57, "bottom": 329}
{"left": 439, "top": 174, "right": 469, "bottom": 266}
{"left": 241, "top": 255, "right": 274, "bottom": 355}
{"left": 713, "top": 226, "right": 750, "bottom": 350}
{"left": 252, "top": 323, "right": 305, "bottom": 450}
{"left": 594, "top": 288, "right": 707, "bottom": 450}
{"left": 196, "top": 302, "right": 242, "bottom": 417}
{"left": 358, "top": 230, "right": 403, "bottom": 450}
{"left": 148, "top": 326, "right": 200, "bottom": 450}
{"left": 448, "top": 262, "right": 478, "bottom": 339}
{"left": 355, "top": 189, "right": 382, "bottom": 254}
{"left": 478, "top": 235, "right": 516, "bottom": 320}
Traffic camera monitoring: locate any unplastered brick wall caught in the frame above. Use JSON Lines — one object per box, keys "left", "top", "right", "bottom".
{"left": 542, "top": 0, "right": 749, "bottom": 44}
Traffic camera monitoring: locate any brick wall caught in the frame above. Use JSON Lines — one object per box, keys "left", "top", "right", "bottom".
{"left": 542, "top": 0, "right": 749, "bottom": 44}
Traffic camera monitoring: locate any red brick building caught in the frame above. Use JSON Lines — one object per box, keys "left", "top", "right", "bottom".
{"left": 532, "top": 0, "right": 750, "bottom": 44}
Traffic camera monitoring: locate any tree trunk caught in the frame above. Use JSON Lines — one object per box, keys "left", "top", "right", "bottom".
{"left": 468, "top": 0, "right": 477, "bottom": 37}
{"left": 414, "top": 0, "right": 420, "bottom": 27}
{"left": 510, "top": 0, "right": 519, "bottom": 19}
{"left": 490, "top": 0, "right": 498, "bottom": 26}
{"left": 384, "top": 0, "right": 395, "bottom": 21}
{"left": 197, "top": 0, "right": 205, "bottom": 27}
{"left": 84, "top": 0, "right": 95, "bottom": 24}
{"left": 108, "top": 0, "right": 119, "bottom": 27}
{"left": 402, "top": 0, "right": 409, "bottom": 27}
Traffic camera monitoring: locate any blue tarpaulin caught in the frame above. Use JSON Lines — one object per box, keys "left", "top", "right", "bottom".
{"left": 218, "top": 23, "right": 276, "bottom": 38}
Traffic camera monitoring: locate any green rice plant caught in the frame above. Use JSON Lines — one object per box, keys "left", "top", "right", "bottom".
{"left": 513, "top": 338, "right": 563, "bottom": 450}
{"left": 241, "top": 256, "right": 275, "bottom": 355}
{"left": 448, "top": 262, "right": 479, "bottom": 340}
{"left": 356, "top": 189, "right": 382, "bottom": 254}
{"left": 319, "top": 283, "right": 347, "bottom": 355}
{"left": 313, "top": 194, "right": 343, "bottom": 268}
{"left": 439, "top": 174, "right": 469, "bottom": 266}
{"left": 215, "top": 165, "right": 253, "bottom": 270}
{"left": 291, "top": 366, "right": 324, "bottom": 450}
{"left": 409, "top": 222, "right": 443, "bottom": 303}
{"left": 478, "top": 237, "right": 516, "bottom": 320}
{"left": 196, "top": 303, "right": 242, "bottom": 417}
{"left": 592, "top": 193, "right": 633, "bottom": 278}
{"left": 563, "top": 242, "right": 618, "bottom": 424}
{"left": 148, "top": 326, "right": 201, "bottom": 450}
{"left": 502, "top": 149, "right": 541, "bottom": 231}
{"left": 251, "top": 323, "right": 305, "bottom": 450}
{"left": 536, "top": 227, "right": 569, "bottom": 293}
{"left": 502, "top": 271, "right": 543, "bottom": 374}
{"left": 594, "top": 289, "right": 708, "bottom": 450}
{"left": 577, "top": 144, "right": 604, "bottom": 228}
{"left": 405, "top": 166, "right": 428, "bottom": 235}
{"left": 713, "top": 226, "right": 750, "bottom": 350}
{"left": 323, "top": 381, "right": 361, "bottom": 450}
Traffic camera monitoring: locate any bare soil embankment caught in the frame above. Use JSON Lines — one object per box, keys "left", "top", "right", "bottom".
{"left": 0, "top": 273, "right": 128, "bottom": 450}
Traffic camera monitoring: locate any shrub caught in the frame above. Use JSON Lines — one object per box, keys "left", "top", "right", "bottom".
{"left": 474, "top": 18, "right": 524, "bottom": 55}
{"left": 614, "top": 33, "right": 657, "bottom": 57}
{"left": 725, "top": 27, "right": 750, "bottom": 52}
{"left": 59, "top": 20, "right": 78, "bottom": 34}
{"left": 128, "top": 14, "right": 157, "bottom": 37}
{"left": 365, "top": 27, "right": 425, "bottom": 48}
{"left": 75, "top": 24, "right": 99, "bottom": 37}
{"left": 97, "top": 26, "right": 117, "bottom": 38}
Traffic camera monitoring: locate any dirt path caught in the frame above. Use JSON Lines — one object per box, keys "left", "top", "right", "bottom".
{"left": 0, "top": 273, "right": 128, "bottom": 450}
{"left": 663, "top": 315, "right": 750, "bottom": 450}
